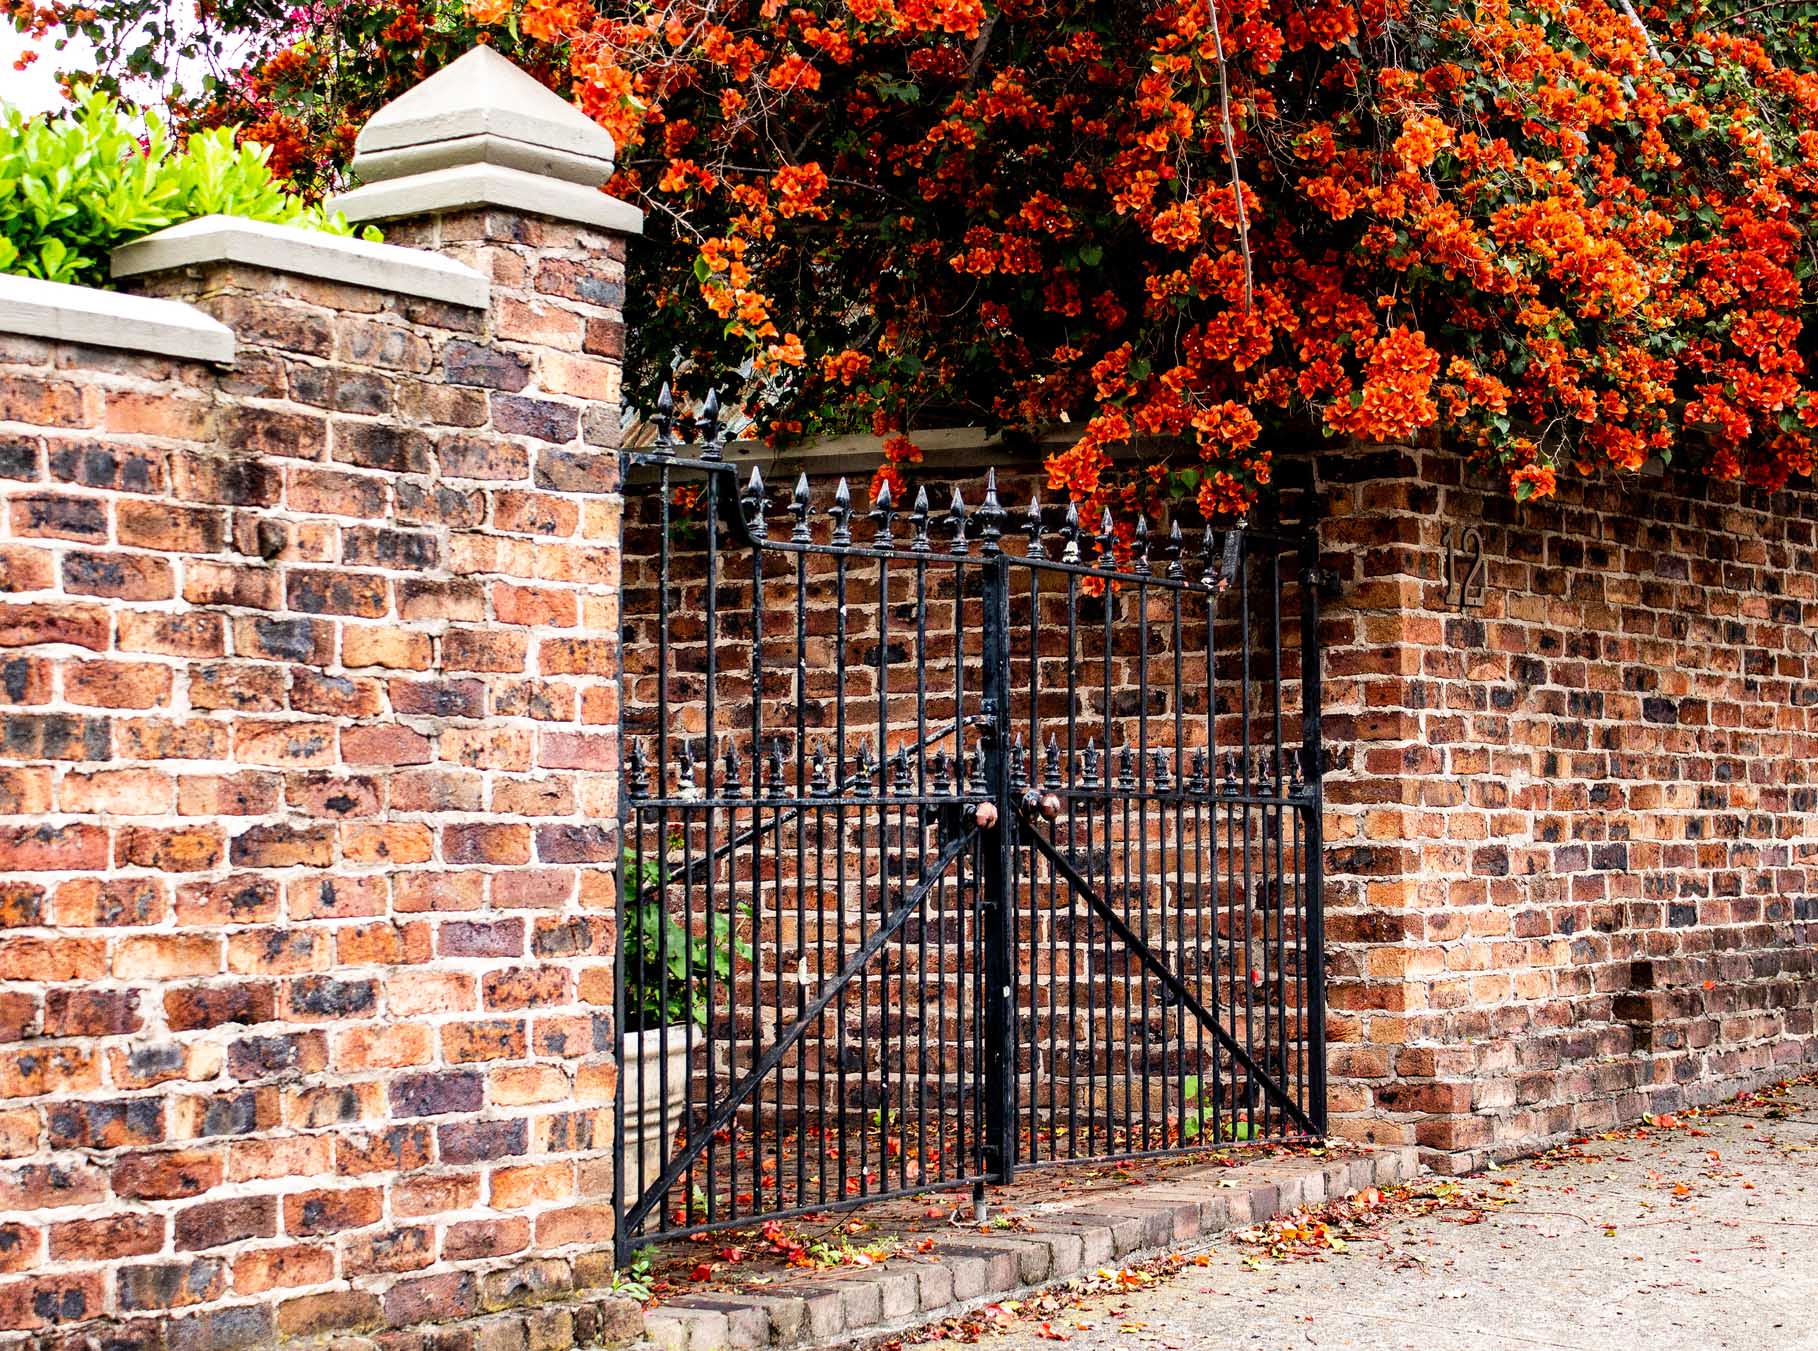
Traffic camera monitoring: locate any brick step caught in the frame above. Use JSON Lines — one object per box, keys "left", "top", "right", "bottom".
{"left": 309, "top": 1289, "right": 645, "bottom": 1351}
{"left": 639, "top": 1144, "right": 1421, "bottom": 1351}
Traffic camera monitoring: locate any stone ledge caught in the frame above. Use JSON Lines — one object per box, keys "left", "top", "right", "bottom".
{"left": 639, "top": 1145, "right": 1424, "bottom": 1351}
{"left": 111, "top": 214, "right": 490, "bottom": 308}
{"left": 621, "top": 424, "right": 1191, "bottom": 487}
{"left": 330, "top": 163, "right": 644, "bottom": 236}
{"left": 0, "top": 271, "right": 236, "bottom": 364}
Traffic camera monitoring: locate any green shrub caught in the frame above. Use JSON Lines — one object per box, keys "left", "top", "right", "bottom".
{"left": 620, "top": 844, "right": 752, "bottom": 1032}
{"left": 0, "top": 87, "right": 375, "bottom": 289}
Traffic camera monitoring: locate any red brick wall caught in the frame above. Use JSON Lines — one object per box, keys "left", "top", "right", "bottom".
{"left": 1317, "top": 448, "right": 1818, "bottom": 1167}
{"left": 0, "top": 210, "right": 629, "bottom": 1348}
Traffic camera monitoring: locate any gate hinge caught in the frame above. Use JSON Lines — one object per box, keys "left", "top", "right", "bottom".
{"left": 1301, "top": 566, "right": 1342, "bottom": 597}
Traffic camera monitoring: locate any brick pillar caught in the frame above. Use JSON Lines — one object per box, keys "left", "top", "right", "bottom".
{"left": 1315, "top": 445, "right": 1818, "bottom": 1171}
{"left": 0, "top": 47, "right": 645, "bottom": 1347}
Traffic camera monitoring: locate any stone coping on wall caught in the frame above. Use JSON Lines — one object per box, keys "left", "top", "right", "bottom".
{"left": 0, "top": 269, "right": 236, "bottom": 363}
{"left": 621, "top": 424, "right": 1190, "bottom": 485}
{"left": 351, "top": 45, "right": 620, "bottom": 184}
{"left": 331, "top": 163, "right": 646, "bottom": 235}
{"left": 112, "top": 213, "right": 492, "bottom": 307}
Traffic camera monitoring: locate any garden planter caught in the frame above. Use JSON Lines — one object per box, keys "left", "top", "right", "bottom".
{"left": 618, "top": 1024, "right": 691, "bottom": 1208}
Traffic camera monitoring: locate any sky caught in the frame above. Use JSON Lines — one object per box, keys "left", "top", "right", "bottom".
{"left": 1, "top": 27, "right": 94, "bottom": 114}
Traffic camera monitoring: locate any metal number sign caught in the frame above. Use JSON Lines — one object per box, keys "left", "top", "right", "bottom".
{"left": 1444, "top": 526, "right": 1486, "bottom": 610}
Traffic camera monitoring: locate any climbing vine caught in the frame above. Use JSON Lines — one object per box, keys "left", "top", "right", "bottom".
{"left": 14, "top": 1, "right": 1818, "bottom": 525}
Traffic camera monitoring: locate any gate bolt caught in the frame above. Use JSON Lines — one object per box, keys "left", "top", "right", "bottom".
{"left": 1022, "top": 789, "right": 1062, "bottom": 821}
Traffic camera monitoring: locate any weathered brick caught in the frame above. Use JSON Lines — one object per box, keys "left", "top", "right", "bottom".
{"left": 0, "top": 544, "right": 53, "bottom": 592}
{"left": 0, "top": 606, "right": 110, "bottom": 652}
{"left": 64, "top": 658, "right": 173, "bottom": 709}
{"left": 62, "top": 550, "right": 173, "bottom": 600}
{"left": 174, "top": 1195, "right": 278, "bottom": 1251}
{"left": 443, "top": 342, "right": 531, "bottom": 391}
{"left": 0, "top": 823, "right": 108, "bottom": 871}
{"left": 388, "top": 1070, "right": 484, "bottom": 1118}
{"left": 283, "top": 1187, "right": 382, "bottom": 1236}
{"left": 54, "top": 876, "right": 166, "bottom": 926}
{"left": 8, "top": 492, "right": 107, "bottom": 541}
{"left": 287, "top": 570, "right": 389, "bottom": 618}
{"left": 44, "top": 988, "right": 141, "bottom": 1038}
{"left": 112, "top": 1149, "right": 224, "bottom": 1200}
{"left": 50, "top": 1213, "right": 166, "bottom": 1262}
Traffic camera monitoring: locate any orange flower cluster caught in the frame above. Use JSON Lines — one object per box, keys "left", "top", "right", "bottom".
{"left": 56, "top": 0, "right": 1818, "bottom": 522}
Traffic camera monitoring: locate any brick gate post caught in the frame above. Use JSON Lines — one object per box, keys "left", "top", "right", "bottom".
{"left": 1313, "top": 443, "right": 1818, "bottom": 1173}
{"left": 0, "top": 45, "right": 649, "bottom": 1346}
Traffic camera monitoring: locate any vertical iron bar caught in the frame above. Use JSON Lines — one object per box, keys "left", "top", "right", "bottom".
{"left": 795, "top": 549, "right": 809, "bottom": 1205}
{"left": 700, "top": 470, "right": 718, "bottom": 1227}
{"left": 1204, "top": 580, "right": 1219, "bottom": 1128}
{"left": 980, "top": 553, "right": 1016, "bottom": 1183}
{"left": 1028, "top": 568, "right": 1044, "bottom": 1164}
{"left": 1172, "top": 585, "right": 1188, "bottom": 1147}
{"left": 655, "top": 467, "right": 673, "bottom": 1226}
{"left": 746, "top": 527, "right": 764, "bottom": 1225}
{"left": 1136, "top": 575, "right": 1151, "bottom": 1151}
{"left": 1239, "top": 544, "right": 1255, "bottom": 1140}
{"left": 835, "top": 548, "right": 851, "bottom": 1200}
{"left": 1300, "top": 536, "right": 1328, "bottom": 1134}
{"left": 878, "top": 550, "right": 896, "bottom": 1192}
{"left": 1271, "top": 548, "right": 1289, "bottom": 1139}
{"left": 915, "top": 552, "right": 933, "bottom": 1182}
{"left": 1065, "top": 574, "right": 1080, "bottom": 1159}
{"left": 1100, "top": 584, "right": 1114, "bottom": 1155}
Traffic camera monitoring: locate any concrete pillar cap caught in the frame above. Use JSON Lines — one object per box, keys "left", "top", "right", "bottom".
{"left": 350, "top": 44, "right": 618, "bottom": 186}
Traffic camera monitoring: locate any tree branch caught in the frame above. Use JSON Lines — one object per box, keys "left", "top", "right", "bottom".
{"left": 963, "top": 14, "right": 999, "bottom": 91}
{"left": 1617, "top": 0, "right": 1664, "bottom": 64}
{"left": 1206, "top": 0, "right": 1255, "bottom": 314}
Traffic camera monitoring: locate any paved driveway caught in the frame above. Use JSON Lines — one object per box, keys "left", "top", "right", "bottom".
{"left": 912, "top": 1079, "right": 1818, "bottom": 1351}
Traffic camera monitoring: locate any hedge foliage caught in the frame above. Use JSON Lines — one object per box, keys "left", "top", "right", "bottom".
{"left": 0, "top": 87, "right": 373, "bottom": 289}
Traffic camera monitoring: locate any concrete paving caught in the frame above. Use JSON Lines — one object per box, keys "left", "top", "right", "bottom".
{"left": 915, "top": 1081, "right": 1818, "bottom": 1351}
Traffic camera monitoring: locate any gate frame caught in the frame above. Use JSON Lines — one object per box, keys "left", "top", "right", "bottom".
{"left": 614, "top": 440, "right": 1328, "bottom": 1264}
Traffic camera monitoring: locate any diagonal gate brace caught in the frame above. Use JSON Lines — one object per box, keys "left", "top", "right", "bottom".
{"left": 1018, "top": 810, "right": 1317, "bottom": 1137}
{"left": 621, "top": 825, "right": 982, "bottom": 1236}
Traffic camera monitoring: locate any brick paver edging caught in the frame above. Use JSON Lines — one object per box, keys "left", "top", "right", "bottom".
{"left": 642, "top": 1146, "right": 1422, "bottom": 1351}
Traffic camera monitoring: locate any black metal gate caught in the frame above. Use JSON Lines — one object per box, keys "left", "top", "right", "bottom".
{"left": 614, "top": 414, "right": 1324, "bottom": 1263}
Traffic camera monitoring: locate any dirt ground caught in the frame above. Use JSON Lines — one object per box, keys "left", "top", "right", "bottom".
{"left": 902, "top": 1075, "right": 1818, "bottom": 1351}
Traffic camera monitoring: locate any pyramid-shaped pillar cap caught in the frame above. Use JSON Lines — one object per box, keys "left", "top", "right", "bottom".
{"left": 332, "top": 45, "right": 642, "bottom": 235}
{"left": 351, "top": 45, "right": 617, "bottom": 186}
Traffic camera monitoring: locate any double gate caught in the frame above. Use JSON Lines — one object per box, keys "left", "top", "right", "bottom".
{"left": 614, "top": 424, "right": 1325, "bottom": 1262}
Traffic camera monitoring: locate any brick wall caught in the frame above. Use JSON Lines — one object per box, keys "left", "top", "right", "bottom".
{"left": 0, "top": 209, "right": 633, "bottom": 1349}
{"left": 1317, "top": 448, "right": 1818, "bottom": 1166}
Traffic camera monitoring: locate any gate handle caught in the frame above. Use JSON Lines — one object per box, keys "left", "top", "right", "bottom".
{"left": 1020, "top": 789, "right": 1062, "bottom": 822}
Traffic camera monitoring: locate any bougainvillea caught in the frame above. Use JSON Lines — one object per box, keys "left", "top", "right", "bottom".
{"left": 15, "top": 1, "right": 1818, "bottom": 523}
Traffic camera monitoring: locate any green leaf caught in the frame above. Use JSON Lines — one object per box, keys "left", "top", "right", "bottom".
{"left": 37, "top": 236, "right": 68, "bottom": 279}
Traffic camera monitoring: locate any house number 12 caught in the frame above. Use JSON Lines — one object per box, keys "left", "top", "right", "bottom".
{"left": 1444, "top": 526, "right": 1487, "bottom": 610}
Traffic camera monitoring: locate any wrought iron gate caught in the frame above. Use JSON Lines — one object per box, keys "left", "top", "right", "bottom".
{"left": 615, "top": 417, "right": 1325, "bottom": 1263}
